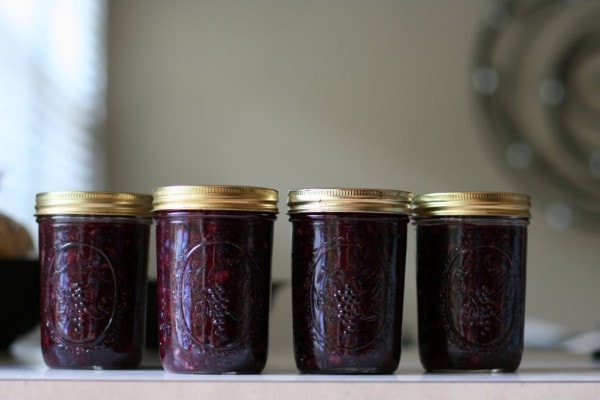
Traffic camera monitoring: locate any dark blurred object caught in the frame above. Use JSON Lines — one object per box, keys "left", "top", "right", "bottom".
{"left": 0, "top": 259, "right": 39, "bottom": 349}
{"left": 593, "top": 349, "right": 600, "bottom": 362}
{"left": 472, "top": 0, "right": 600, "bottom": 231}
{"left": 145, "top": 280, "right": 158, "bottom": 349}
{"left": 145, "top": 279, "right": 286, "bottom": 349}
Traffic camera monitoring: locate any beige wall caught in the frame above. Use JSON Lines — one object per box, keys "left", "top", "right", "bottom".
{"left": 106, "top": 0, "right": 600, "bottom": 348}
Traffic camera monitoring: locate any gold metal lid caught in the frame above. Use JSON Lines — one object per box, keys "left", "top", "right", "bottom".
{"left": 287, "top": 188, "right": 413, "bottom": 214}
{"left": 412, "top": 192, "right": 531, "bottom": 217}
{"left": 152, "top": 185, "right": 279, "bottom": 213}
{"left": 35, "top": 191, "right": 153, "bottom": 217}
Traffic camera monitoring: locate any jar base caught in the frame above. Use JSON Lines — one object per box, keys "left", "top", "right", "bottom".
{"left": 163, "top": 368, "right": 265, "bottom": 375}
{"left": 297, "top": 365, "right": 398, "bottom": 374}
{"left": 425, "top": 368, "right": 517, "bottom": 374}
{"left": 301, "top": 371, "right": 396, "bottom": 375}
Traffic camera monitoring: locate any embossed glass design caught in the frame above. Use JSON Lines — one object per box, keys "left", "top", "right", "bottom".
{"left": 413, "top": 192, "right": 530, "bottom": 372}
{"left": 37, "top": 215, "right": 151, "bottom": 369}
{"left": 154, "top": 211, "right": 276, "bottom": 373}
{"left": 152, "top": 185, "right": 278, "bottom": 374}
{"left": 290, "top": 214, "right": 408, "bottom": 373}
{"left": 288, "top": 188, "right": 411, "bottom": 374}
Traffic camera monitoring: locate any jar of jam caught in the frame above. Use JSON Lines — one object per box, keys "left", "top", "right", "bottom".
{"left": 152, "top": 185, "right": 278, "bottom": 374}
{"left": 412, "top": 192, "right": 531, "bottom": 372}
{"left": 35, "top": 191, "right": 152, "bottom": 369}
{"left": 288, "top": 188, "right": 412, "bottom": 374}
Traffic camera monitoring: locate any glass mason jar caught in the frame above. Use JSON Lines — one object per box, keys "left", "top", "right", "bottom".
{"left": 412, "top": 192, "right": 531, "bottom": 372}
{"left": 152, "top": 185, "right": 278, "bottom": 374}
{"left": 35, "top": 191, "right": 152, "bottom": 369}
{"left": 288, "top": 188, "right": 412, "bottom": 374}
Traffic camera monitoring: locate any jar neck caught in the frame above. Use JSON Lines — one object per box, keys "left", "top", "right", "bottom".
{"left": 411, "top": 215, "right": 530, "bottom": 227}
{"left": 36, "top": 215, "right": 152, "bottom": 224}
{"left": 289, "top": 212, "right": 409, "bottom": 222}
{"left": 153, "top": 209, "right": 277, "bottom": 221}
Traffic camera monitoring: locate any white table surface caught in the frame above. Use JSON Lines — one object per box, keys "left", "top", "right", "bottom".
{"left": 1, "top": 331, "right": 599, "bottom": 399}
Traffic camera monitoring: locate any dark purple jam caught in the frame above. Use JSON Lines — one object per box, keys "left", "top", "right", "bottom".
{"left": 290, "top": 213, "right": 408, "bottom": 374}
{"left": 154, "top": 210, "right": 276, "bottom": 374}
{"left": 38, "top": 216, "right": 150, "bottom": 369}
{"left": 415, "top": 217, "right": 528, "bottom": 372}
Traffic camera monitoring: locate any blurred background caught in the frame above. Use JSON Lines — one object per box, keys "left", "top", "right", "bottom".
{"left": 0, "top": 0, "right": 599, "bottom": 359}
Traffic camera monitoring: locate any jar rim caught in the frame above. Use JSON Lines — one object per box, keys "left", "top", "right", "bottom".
{"left": 35, "top": 191, "right": 153, "bottom": 217}
{"left": 287, "top": 188, "right": 413, "bottom": 214}
{"left": 152, "top": 185, "right": 279, "bottom": 213}
{"left": 412, "top": 191, "right": 531, "bottom": 217}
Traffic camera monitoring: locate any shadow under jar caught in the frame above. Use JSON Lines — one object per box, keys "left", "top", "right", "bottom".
{"left": 35, "top": 191, "right": 152, "bottom": 369}
{"left": 288, "top": 188, "right": 412, "bottom": 374}
{"left": 412, "top": 192, "right": 531, "bottom": 372}
{"left": 152, "top": 186, "right": 278, "bottom": 374}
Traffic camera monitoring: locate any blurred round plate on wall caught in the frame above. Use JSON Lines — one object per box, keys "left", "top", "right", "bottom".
{"left": 472, "top": 0, "right": 600, "bottom": 230}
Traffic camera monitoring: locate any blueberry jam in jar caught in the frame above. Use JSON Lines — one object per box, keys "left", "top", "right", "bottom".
{"left": 288, "top": 188, "right": 412, "bottom": 374}
{"left": 35, "top": 192, "right": 152, "bottom": 369}
{"left": 152, "top": 186, "right": 278, "bottom": 374}
{"left": 412, "top": 192, "right": 531, "bottom": 372}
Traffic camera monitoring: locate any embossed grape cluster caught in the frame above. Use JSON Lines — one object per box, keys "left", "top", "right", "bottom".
{"left": 67, "top": 283, "right": 86, "bottom": 340}
{"left": 333, "top": 283, "right": 360, "bottom": 336}
{"left": 475, "top": 285, "right": 494, "bottom": 338}
{"left": 205, "top": 285, "right": 229, "bottom": 334}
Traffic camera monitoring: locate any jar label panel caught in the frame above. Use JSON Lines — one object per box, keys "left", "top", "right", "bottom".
{"left": 443, "top": 246, "right": 516, "bottom": 346}
{"left": 49, "top": 243, "right": 116, "bottom": 345}
{"left": 180, "top": 242, "right": 252, "bottom": 350}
